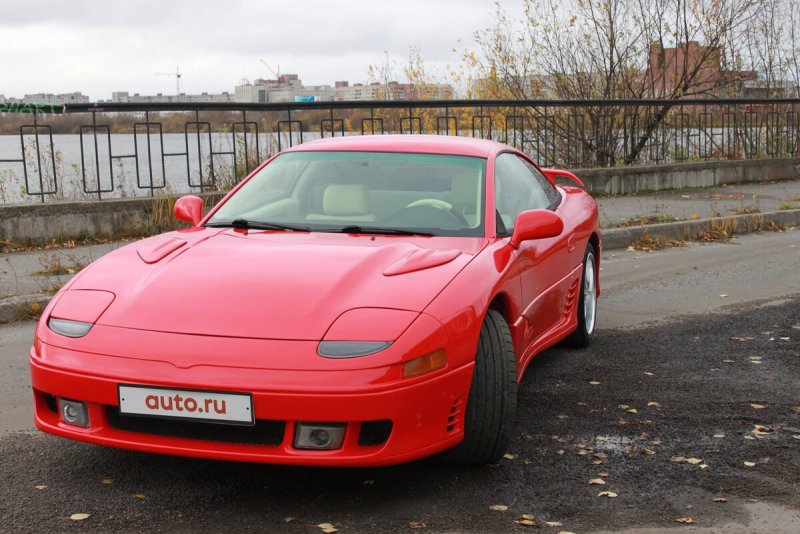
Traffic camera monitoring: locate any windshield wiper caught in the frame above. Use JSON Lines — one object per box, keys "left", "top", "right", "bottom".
{"left": 206, "top": 218, "right": 311, "bottom": 232}
{"left": 334, "top": 225, "right": 435, "bottom": 236}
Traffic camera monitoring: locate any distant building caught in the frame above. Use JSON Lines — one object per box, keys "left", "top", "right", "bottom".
{"left": 1, "top": 92, "right": 89, "bottom": 105}
{"left": 645, "top": 41, "right": 771, "bottom": 98}
{"left": 108, "top": 91, "right": 234, "bottom": 103}
{"left": 234, "top": 75, "right": 454, "bottom": 103}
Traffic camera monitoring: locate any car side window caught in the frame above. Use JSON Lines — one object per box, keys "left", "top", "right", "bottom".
{"left": 494, "top": 153, "right": 557, "bottom": 234}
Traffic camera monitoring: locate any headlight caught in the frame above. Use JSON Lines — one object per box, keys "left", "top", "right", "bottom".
{"left": 47, "top": 318, "right": 93, "bottom": 338}
{"left": 317, "top": 341, "right": 392, "bottom": 358}
{"left": 45, "top": 289, "right": 115, "bottom": 338}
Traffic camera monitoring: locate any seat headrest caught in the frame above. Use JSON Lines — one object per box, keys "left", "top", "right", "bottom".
{"left": 323, "top": 184, "right": 369, "bottom": 216}
{"left": 451, "top": 172, "right": 480, "bottom": 206}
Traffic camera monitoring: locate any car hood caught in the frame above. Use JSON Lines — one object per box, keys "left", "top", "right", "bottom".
{"left": 70, "top": 229, "right": 487, "bottom": 340}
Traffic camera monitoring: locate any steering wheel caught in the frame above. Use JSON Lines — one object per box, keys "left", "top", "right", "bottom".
{"left": 405, "top": 198, "right": 469, "bottom": 227}
{"left": 406, "top": 198, "right": 453, "bottom": 210}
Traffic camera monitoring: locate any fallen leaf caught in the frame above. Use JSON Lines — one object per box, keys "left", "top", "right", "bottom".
{"left": 713, "top": 433, "right": 726, "bottom": 438}
{"left": 647, "top": 402, "right": 661, "bottom": 408}
{"left": 643, "top": 448, "right": 656, "bottom": 455}
{"left": 793, "top": 435, "right": 800, "bottom": 440}
{"left": 31, "top": 302, "right": 41, "bottom": 313}
{"left": 676, "top": 517, "right": 695, "bottom": 524}
{"left": 723, "top": 359, "right": 736, "bottom": 363}
{"left": 591, "top": 459, "right": 604, "bottom": 465}
{"left": 363, "top": 479, "right": 375, "bottom": 485}
{"left": 133, "top": 493, "right": 146, "bottom": 500}
{"left": 588, "top": 478, "right": 606, "bottom": 485}
{"left": 556, "top": 449, "right": 565, "bottom": 455}
{"left": 720, "top": 294, "right": 728, "bottom": 298}
{"left": 589, "top": 381, "right": 601, "bottom": 385}
{"left": 791, "top": 407, "right": 800, "bottom": 414}
{"left": 618, "top": 404, "right": 630, "bottom": 410}
{"left": 489, "top": 504, "right": 509, "bottom": 511}
{"left": 283, "top": 517, "right": 297, "bottom": 524}
{"left": 318, "top": 523, "right": 338, "bottom": 534}
{"left": 744, "top": 461, "right": 756, "bottom": 467}
{"left": 558, "top": 532, "right": 577, "bottom": 534}
{"left": 713, "top": 497, "right": 728, "bottom": 503}
{"left": 699, "top": 464, "right": 709, "bottom": 469}
{"left": 627, "top": 408, "right": 638, "bottom": 414}
{"left": 409, "top": 521, "right": 426, "bottom": 529}
{"left": 516, "top": 519, "right": 535, "bottom": 526}
{"left": 750, "top": 403, "right": 766, "bottom": 410}
{"left": 598, "top": 471, "right": 609, "bottom": 477}
{"left": 100, "top": 478, "right": 113, "bottom": 485}
{"left": 70, "top": 514, "right": 90, "bottom": 521}
{"left": 556, "top": 415, "right": 569, "bottom": 420}
{"left": 34, "top": 485, "right": 47, "bottom": 490}
{"left": 686, "top": 458, "right": 703, "bottom": 465}
{"left": 520, "top": 514, "right": 535, "bottom": 520}
{"left": 671, "top": 456, "right": 687, "bottom": 463}
{"left": 644, "top": 372, "right": 655, "bottom": 376}
{"left": 597, "top": 491, "right": 618, "bottom": 498}
{"left": 779, "top": 337, "right": 791, "bottom": 341}
{"left": 503, "top": 453, "right": 517, "bottom": 460}
{"left": 544, "top": 521, "right": 563, "bottom": 527}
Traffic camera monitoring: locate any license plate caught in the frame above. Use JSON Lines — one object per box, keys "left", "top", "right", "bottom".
{"left": 118, "top": 385, "right": 254, "bottom": 425}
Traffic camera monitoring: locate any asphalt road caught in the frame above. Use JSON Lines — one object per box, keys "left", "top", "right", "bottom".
{"left": 1, "top": 230, "right": 798, "bottom": 533}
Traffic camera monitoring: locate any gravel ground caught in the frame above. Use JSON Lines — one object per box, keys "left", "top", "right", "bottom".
{"left": 1, "top": 295, "right": 798, "bottom": 533}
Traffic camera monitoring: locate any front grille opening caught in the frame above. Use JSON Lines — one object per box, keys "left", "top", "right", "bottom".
{"left": 106, "top": 408, "right": 285, "bottom": 446}
{"left": 358, "top": 420, "right": 393, "bottom": 446}
{"left": 43, "top": 392, "right": 58, "bottom": 414}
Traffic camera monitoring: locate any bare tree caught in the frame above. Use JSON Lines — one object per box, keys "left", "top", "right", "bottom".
{"left": 472, "top": 0, "right": 763, "bottom": 165}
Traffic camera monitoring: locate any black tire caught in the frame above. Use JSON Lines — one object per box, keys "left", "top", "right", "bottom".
{"left": 564, "top": 243, "right": 598, "bottom": 348}
{"left": 444, "top": 309, "right": 517, "bottom": 464}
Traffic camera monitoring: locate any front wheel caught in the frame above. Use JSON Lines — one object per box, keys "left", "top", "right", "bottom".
{"left": 444, "top": 309, "right": 517, "bottom": 464}
{"left": 565, "top": 243, "right": 597, "bottom": 348}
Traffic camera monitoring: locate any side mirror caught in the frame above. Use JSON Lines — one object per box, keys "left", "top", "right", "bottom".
{"left": 509, "top": 209, "right": 564, "bottom": 249}
{"left": 174, "top": 195, "right": 204, "bottom": 226}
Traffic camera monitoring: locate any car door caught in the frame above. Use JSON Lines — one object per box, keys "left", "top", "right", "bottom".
{"left": 494, "top": 152, "right": 573, "bottom": 354}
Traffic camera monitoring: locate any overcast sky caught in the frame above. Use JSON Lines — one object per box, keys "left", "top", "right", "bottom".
{"left": 1, "top": 0, "right": 516, "bottom": 101}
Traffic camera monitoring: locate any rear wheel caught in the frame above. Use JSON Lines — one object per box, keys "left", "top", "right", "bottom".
{"left": 565, "top": 243, "right": 597, "bottom": 348}
{"left": 445, "top": 309, "right": 517, "bottom": 464}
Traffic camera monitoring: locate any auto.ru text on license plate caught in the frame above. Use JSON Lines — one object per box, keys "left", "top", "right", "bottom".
{"left": 118, "top": 385, "right": 254, "bottom": 425}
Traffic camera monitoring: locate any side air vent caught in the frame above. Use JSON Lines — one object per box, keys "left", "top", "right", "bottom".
{"left": 564, "top": 278, "right": 580, "bottom": 317}
{"left": 446, "top": 397, "right": 465, "bottom": 433}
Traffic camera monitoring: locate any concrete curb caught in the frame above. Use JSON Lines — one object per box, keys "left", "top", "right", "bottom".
{"left": 0, "top": 294, "right": 50, "bottom": 325}
{"left": 602, "top": 208, "right": 800, "bottom": 250}
{"left": 2, "top": 209, "right": 798, "bottom": 325}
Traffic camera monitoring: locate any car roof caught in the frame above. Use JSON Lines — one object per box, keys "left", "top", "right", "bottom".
{"left": 284, "top": 134, "right": 510, "bottom": 158}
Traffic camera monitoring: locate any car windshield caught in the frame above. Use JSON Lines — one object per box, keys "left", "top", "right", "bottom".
{"left": 206, "top": 151, "right": 486, "bottom": 237}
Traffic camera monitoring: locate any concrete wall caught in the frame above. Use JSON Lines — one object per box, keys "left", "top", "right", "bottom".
{"left": 1, "top": 193, "right": 222, "bottom": 244}
{"left": 1, "top": 158, "right": 798, "bottom": 243}
{"left": 577, "top": 157, "right": 800, "bottom": 196}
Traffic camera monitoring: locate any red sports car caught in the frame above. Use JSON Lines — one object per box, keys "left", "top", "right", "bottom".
{"left": 30, "top": 135, "right": 600, "bottom": 466}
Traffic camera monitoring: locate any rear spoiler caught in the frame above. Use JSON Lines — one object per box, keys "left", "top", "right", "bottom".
{"left": 540, "top": 168, "right": 585, "bottom": 188}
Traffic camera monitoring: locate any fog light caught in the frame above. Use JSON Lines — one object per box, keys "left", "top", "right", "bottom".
{"left": 294, "top": 423, "right": 346, "bottom": 450}
{"left": 58, "top": 398, "right": 89, "bottom": 428}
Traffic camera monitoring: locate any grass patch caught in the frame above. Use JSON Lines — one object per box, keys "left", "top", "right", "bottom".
{"left": 629, "top": 233, "right": 686, "bottom": 251}
{"left": 31, "top": 251, "right": 87, "bottom": 277}
{"left": 610, "top": 214, "right": 683, "bottom": 228}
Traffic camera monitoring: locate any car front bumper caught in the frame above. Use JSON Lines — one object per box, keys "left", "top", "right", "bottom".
{"left": 30, "top": 333, "right": 473, "bottom": 466}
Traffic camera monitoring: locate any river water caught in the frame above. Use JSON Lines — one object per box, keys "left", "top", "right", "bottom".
{"left": 0, "top": 131, "right": 314, "bottom": 204}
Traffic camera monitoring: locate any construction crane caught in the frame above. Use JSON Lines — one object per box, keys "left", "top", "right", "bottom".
{"left": 260, "top": 59, "right": 280, "bottom": 80}
{"left": 156, "top": 66, "right": 182, "bottom": 97}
